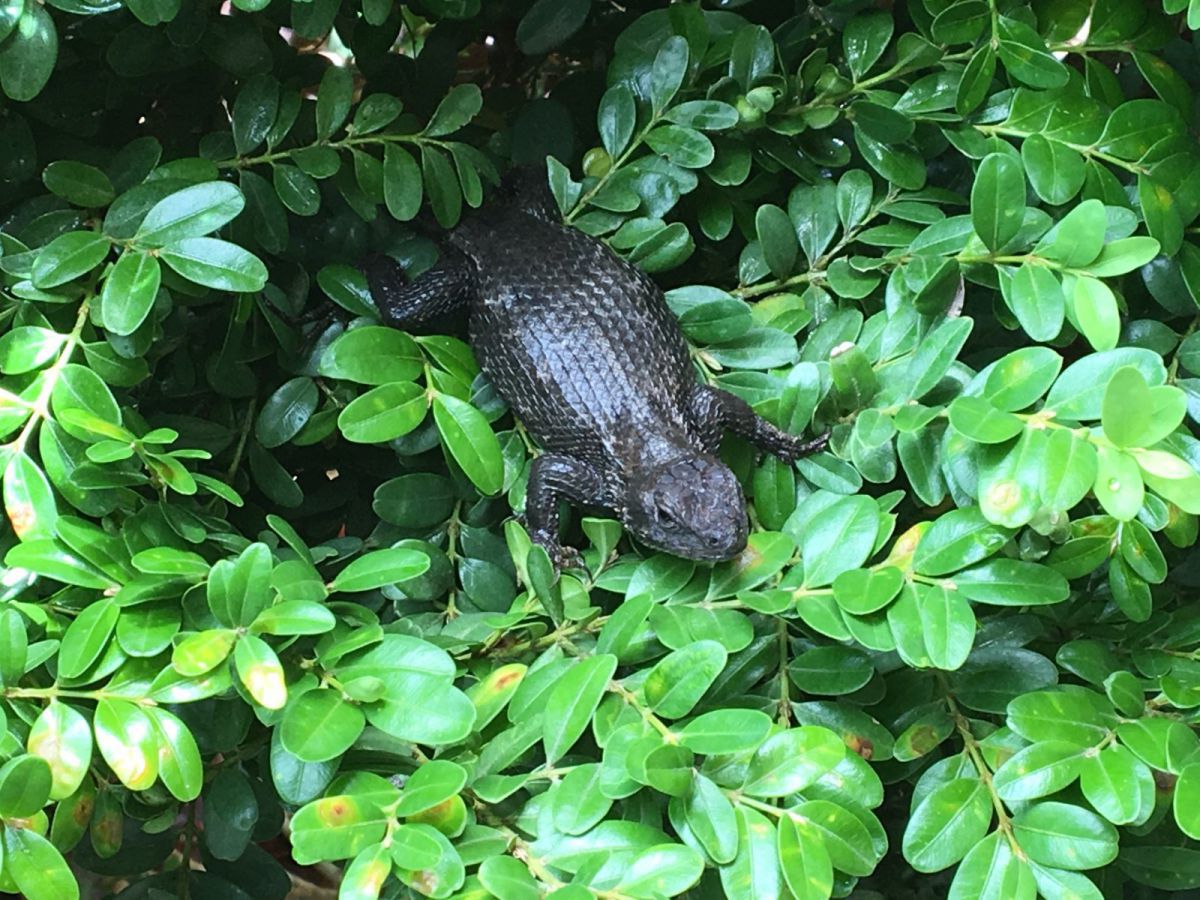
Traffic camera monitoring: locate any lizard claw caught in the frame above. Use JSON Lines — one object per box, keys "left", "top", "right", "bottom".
{"left": 554, "top": 543, "right": 587, "bottom": 572}
{"left": 531, "top": 529, "right": 587, "bottom": 573}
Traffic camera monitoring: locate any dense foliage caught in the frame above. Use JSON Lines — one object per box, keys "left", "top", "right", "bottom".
{"left": 3, "top": 0, "right": 1200, "bottom": 897}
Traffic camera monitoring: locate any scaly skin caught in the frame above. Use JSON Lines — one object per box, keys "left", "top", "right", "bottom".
{"left": 364, "top": 170, "right": 828, "bottom": 566}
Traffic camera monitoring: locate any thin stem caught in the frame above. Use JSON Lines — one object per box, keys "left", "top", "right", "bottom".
{"left": 974, "top": 124, "right": 1149, "bottom": 176}
{"left": 565, "top": 117, "right": 664, "bottom": 224}
{"left": 215, "top": 132, "right": 452, "bottom": 171}
{"left": 776, "top": 618, "right": 792, "bottom": 726}
{"left": 608, "top": 681, "right": 677, "bottom": 742}
{"left": 224, "top": 396, "right": 257, "bottom": 482}
{"left": 3, "top": 686, "right": 157, "bottom": 704}
{"left": 6, "top": 297, "right": 92, "bottom": 457}
{"left": 939, "top": 674, "right": 1024, "bottom": 859}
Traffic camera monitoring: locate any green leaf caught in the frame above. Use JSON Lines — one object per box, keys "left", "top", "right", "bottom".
{"left": 1094, "top": 445, "right": 1143, "bottom": 521}
{"left": 135, "top": 181, "right": 245, "bottom": 246}
{"left": 792, "top": 799, "right": 877, "bottom": 876}
{"left": 256, "top": 376, "right": 317, "bottom": 448}
{"left": 1072, "top": 276, "right": 1120, "bottom": 352}
{"left": 425, "top": 84, "right": 483, "bottom": 137}
{"left": 1081, "top": 237, "right": 1161, "bottom": 277}
{"left": 677, "top": 709, "right": 772, "bottom": 755}
{"left": 643, "top": 640, "right": 727, "bottom": 719}
{"left": 799, "top": 495, "right": 879, "bottom": 588}
{"left": 422, "top": 146, "right": 462, "bottom": 228}
{"left": 0, "top": 3, "right": 57, "bottom": 102}
{"left": 516, "top": 0, "right": 589, "bottom": 54}
{"left": 432, "top": 393, "right": 504, "bottom": 495}
{"left": 650, "top": 35, "right": 689, "bottom": 114}
{"left": 833, "top": 566, "right": 904, "bottom": 615}
{"left": 956, "top": 45, "right": 996, "bottom": 115}
{"left": 3, "top": 451, "right": 60, "bottom": 542}
{"left": 995, "top": 16, "right": 1069, "bottom": 88}
{"left": 27, "top": 702, "right": 91, "bottom": 800}
{"left": 479, "top": 856, "right": 539, "bottom": 900}
{"left": 100, "top": 251, "right": 161, "bottom": 336}
{"left": 742, "top": 727, "right": 845, "bottom": 797}
{"left": 252, "top": 601, "right": 335, "bottom": 636}
{"left": 0, "top": 754, "right": 52, "bottom": 817}
{"left": 948, "top": 396, "right": 1023, "bottom": 443}
{"left": 598, "top": 84, "right": 636, "bottom": 159}
{"left": 1002, "top": 264, "right": 1064, "bottom": 342}
{"left": 43, "top": 161, "right": 115, "bottom": 208}
{"left": 949, "top": 831, "right": 1036, "bottom": 900}
{"left": 1007, "top": 689, "right": 1116, "bottom": 747}
{"left": 914, "top": 507, "right": 1012, "bottom": 576}
{"left": 273, "top": 164, "right": 320, "bottom": 216}
{"left": 1102, "top": 366, "right": 1154, "bottom": 449}
{"left": 57, "top": 597, "right": 118, "bottom": 678}
{"left": 401, "top": 768, "right": 470, "bottom": 828}
{"left": 234, "top": 632, "right": 287, "bottom": 709}
{"left": 1011, "top": 801, "right": 1118, "bottom": 870}
{"left": 1080, "top": 744, "right": 1152, "bottom": 826}
{"left": 281, "top": 689, "right": 365, "bottom": 762}
{"left": 31, "top": 232, "right": 110, "bottom": 289}
{"left": 291, "top": 793, "right": 388, "bottom": 864}
{"left": 682, "top": 773, "right": 739, "bottom": 864}
{"left": 315, "top": 65, "right": 353, "bottom": 141}
{"left": 383, "top": 145, "right": 422, "bottom": 221}
{"left": 3, "top": 827, "right": 79, "bottom": 900}
{"left": 543, "top": 654, "right": 617, "bottom": 764}
{"left": 231, "top": 73, "right": 278, "bottom": 155}
{"left": 993, "top": 741, "right": 1086, "bottom": 801}
{"left": 954, "top": 559, "right": 1069, "bottom": 606}
{"left": 1021, "top": 134, "right": 1085, "bottom": 205}
{"left": 330, "top": 548, "right": 430, "bottom": 592}
{"left": 616, "top": 844, "right": 704, "bottom": 897}
{"left": 93, "top": 699, "right": 158, "bottom": 790}
{"left": 844, "top": 11, "right": 893, "bottom": 80}
{"left": 338, "top": 381, "right": 428, "bottom": 444}
{"left": 149, "top": 708, "right": 203, "bottom": 802}
{"left": 320, "top": 326, "right": 423, "bottom": 385}
{"left": 778, "top": 814, "right": 833, "bottom": 900}
{"left": 353, "top": 94, "right": 403, "bottom": 134}
{"left": 172, "top": 629, "right": 236, "bottom": 676}
{"left": 160, "top": 237, "right": 268, "bottom": 292}
{"left": 208, "top": 542, "right": 273, "bottom": 627}
{"left": 903, "top": 778, "right": 991, "bottom": 872}
{"left": 720, "top": 807, "right": 783, "bottom": 898}
{"left": 971, "top": 153, "right": 1025, "bottom": 252}
{"left": 755, "top": 204, "right": 796, "bottom": 280}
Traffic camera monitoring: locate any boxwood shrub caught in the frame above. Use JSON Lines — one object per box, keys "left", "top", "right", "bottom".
{"left": 0, "top": 0, "right": 1199, "bottom": 898}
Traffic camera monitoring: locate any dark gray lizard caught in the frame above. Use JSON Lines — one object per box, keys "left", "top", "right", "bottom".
{"left": 363, "top": 168, "right": 828, "bottom": 566}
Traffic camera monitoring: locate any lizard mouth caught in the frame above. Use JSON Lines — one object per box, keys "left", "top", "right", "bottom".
{"left": 635, "top": 527, "right": 748, "bottom": 563}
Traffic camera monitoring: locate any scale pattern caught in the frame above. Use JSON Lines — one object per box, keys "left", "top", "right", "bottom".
{"left": 456, "top": 209, "right": 697, "bottom": 468}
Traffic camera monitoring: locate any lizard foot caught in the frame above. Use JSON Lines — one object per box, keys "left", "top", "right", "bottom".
{"left": 531, "top": 530, "right": 587, "bottom": 573}
{"left": 775, "top": 430, "right": 831, "bottom": 464}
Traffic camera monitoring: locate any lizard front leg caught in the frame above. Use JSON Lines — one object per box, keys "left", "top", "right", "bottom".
{"left": 525, "top": 453, "right": 607, "bottom": 568}
{"left": 362, "top": 253, "right": 475, "bottom": 329}
{"left": 688, "top": 384, "right": 829, "bottom": 462}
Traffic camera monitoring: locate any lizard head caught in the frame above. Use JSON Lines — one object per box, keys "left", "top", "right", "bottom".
{"left": 626, "top": 454, "right": 748, "bottom": 562}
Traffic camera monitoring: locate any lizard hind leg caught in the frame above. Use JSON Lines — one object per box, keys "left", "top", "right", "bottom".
{"left": 362, "top": 252, "right": 475, "bottom": 330}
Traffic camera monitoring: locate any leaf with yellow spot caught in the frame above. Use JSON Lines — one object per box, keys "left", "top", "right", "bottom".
{"left": 93, "top": 699, "right": 159, "bottom": 792}
{"left": 27, "top": 702, "right": 91, "bottom": 800}
{"left": 234, "top": 632, "right": 287, "bottom": 710}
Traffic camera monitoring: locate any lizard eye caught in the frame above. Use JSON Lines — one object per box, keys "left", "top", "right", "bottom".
{"left": 655, "top": 501, "right": 676, "bottom": 526}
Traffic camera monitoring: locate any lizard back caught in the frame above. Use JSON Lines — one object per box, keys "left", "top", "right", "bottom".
{"left": 454, "top": 210, "right": 696, "bottom": 462}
